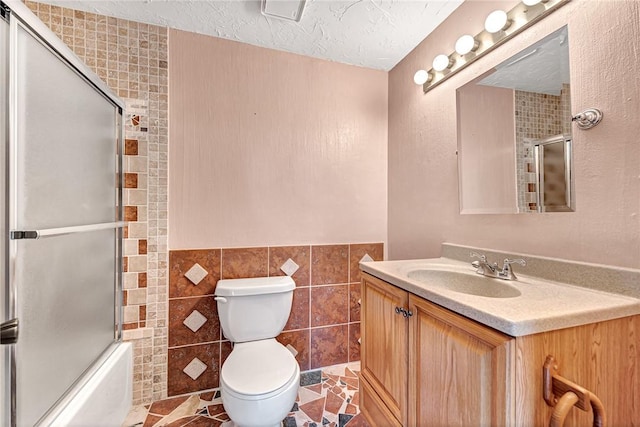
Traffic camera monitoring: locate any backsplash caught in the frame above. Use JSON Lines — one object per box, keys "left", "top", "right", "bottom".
{"left": 167, "top": 243, "right": 383, "bottom": 396}
{"left": 442, "top": 243, "right": 640, "bottom": 299}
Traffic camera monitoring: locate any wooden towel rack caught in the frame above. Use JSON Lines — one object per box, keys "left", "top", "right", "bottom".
{"left": 543, "top": 355, "right": 607, "bottom": 427}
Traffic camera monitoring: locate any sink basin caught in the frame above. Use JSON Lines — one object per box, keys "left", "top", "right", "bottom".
{"left": 406, "top": 269, "right": 522, "bottom": 298}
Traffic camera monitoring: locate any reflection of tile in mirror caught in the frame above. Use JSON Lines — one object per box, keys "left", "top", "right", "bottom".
{"left": 456, "top": 26, "right": 573, "bottom": 215}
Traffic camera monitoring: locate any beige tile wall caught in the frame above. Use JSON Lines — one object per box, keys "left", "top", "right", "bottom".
{"left": 25, "top": 1, "right": 169, "bottom": 404}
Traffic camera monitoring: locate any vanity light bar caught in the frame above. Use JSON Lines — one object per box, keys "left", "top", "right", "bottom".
{"left": 421, "top": 0, "right": 571, "bottom": 94}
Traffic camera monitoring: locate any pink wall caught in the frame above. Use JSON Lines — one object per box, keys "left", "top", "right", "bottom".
{"left": 169, "top": 29, "right": 388, "bottom": 249}
{"left": 388, "top": 0, "right": 640, "bottom": 268}
{"left": 457, "top": 80, "right": 516, "bottom": 214}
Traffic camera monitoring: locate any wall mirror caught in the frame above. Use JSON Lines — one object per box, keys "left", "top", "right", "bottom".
{"left": 456, "top": 26, "right": 573, "bottom": 214}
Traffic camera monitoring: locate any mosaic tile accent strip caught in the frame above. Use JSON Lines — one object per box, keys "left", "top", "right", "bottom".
{"left": 25, "top": 0, "right": 170, "bottom": 404}
{"left": 281, "top": 257, "right": 301, "bottom": 276}
{"left": 183, "top": 310, "right": 208, "bottom": 333}
{"left": 184, "top": 263, "right": 209, "bottom": 285}
{"left": 123, "top": 363, "right": 370, "bottom": 427}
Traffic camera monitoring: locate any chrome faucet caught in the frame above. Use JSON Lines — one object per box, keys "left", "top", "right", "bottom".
{"left": 470, "top": 252, "right": 526, "bottom": 281}
{"left": 470, "top": 252, "right": 498, "bottom": 275}
{"left": 497, "top": 258, "right": 527, "bottom": 280}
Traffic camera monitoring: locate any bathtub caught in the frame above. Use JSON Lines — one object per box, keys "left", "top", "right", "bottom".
{"left": 38, "top": 342, "right": 133, "bottom": 427}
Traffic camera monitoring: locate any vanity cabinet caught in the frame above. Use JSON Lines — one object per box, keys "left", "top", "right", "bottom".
{"left": 360, "top": 272, "right": 640, "bottom": 426}
{"left": 360, "top": 272, "right": 408, "bottom": 426}
{"left": 360, "top": 273, "right": 513, "bottom": 426}
{"left": 408, "top": 295, "right": 514, "bottom": 426}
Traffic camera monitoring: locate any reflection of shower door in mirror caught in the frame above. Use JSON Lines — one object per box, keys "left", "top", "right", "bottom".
{"left": 2, "top": 10, "right": 123, "bottom": 427}
{"left": 456, "top": 26, "right": 572, "bottom": 214}
{"left": 534, "top": 134, "right": 572, "bottom": 213}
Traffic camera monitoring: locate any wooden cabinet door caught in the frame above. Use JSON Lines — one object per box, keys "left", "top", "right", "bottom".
{"left": 514, "top": 315, "right": 640, "bottom": 426}
{"left": 361, "top": 273, "right": 409, "bottom": 425}
{"left": 408, "top": 296, "right": 515, "bottom": 427}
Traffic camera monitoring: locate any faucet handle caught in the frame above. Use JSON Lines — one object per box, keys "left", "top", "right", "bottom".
{"left": 470, "top": 251, "right": 487, "bottom": 262}
{"left": 499, "top": 258, "right": 526, "bottom": 280}
{"left": 503, "top": 258, "right": 526, "bottom": 268}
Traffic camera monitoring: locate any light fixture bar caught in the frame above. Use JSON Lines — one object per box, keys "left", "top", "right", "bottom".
{"left": 422, "top": 0, "right": 571, "bottom": 93}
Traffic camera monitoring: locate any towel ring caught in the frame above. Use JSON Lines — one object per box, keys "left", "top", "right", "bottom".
{"left": 543, "top": 355, "right": 607, "bottom": 427}
{"left": 572, "top": 108, "right": 603, "bottom": 130}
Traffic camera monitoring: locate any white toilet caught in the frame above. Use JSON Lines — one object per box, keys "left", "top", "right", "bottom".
{"left": 215, "top": 276, "right": 300, "bottom": 427}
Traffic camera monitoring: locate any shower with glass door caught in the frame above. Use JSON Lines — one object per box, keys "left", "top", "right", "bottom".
{"left": 1, "top": 1, "right": 125, "bottom": 425}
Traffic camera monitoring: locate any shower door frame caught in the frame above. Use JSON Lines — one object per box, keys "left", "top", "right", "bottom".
{"left": 1, "top": 1, "right": 125, "bottom": 425}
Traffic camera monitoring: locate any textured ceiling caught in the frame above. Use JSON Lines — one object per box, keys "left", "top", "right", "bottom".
{"left": 40, "top": 0, "right": 464, "bottom": 71}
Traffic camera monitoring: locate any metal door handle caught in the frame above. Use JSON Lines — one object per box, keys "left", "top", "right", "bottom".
{"left": 1, "top": 318, "right": 19, "bottom": 345}
{"left": 10, "top": 221, "right": 126, "bottom": 240}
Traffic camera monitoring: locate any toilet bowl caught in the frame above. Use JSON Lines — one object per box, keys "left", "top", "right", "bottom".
{"left": 220, "top": 340, "right": 300, "bottom": 427}
{"left": 215, "top": 277, "right": 300, "bottom": 427}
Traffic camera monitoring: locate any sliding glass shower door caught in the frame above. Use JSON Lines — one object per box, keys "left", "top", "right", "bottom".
{"left": 1, "top": 8, "right": 8, "bottom": 426}
{"left": 2, "top": 4, "right": 124, "bottom": 425}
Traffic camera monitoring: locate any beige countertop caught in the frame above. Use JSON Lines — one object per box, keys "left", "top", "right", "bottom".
{"left": 360, "top": 257, "right": 640, "bottom": 337}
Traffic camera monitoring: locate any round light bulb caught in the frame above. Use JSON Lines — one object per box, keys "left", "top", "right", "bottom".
{"left": 522, "top": 0, "right": 541, "bottom": 5}
{"left": 485, "top": 10, "right": 510, "bottom": 33}
{"left": 413, "top": 69, "right": 431, "bottom": 85}
{"left": 432, "top": 54, "right": 452, "bottom": 72}
{"left": 455, "top": 35, "right": 478, "bottom": 55}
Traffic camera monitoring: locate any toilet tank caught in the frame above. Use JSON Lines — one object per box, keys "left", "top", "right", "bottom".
{"left": 215, "top": 276, "right": 295, "bottom": 343}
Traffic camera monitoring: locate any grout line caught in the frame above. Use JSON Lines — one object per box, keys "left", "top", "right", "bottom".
{"left": 348, "top": 243, "right": 352, "bottom": 284}
{"left": 168, "top": 294, "right": 217, "bottom": 301}
{"left": 266, "top": 246, "right": 270, "bottom": 277}
{"left": 217, "top": 340, "right": 222, "bottom": 389}
{"left": 168, "top": 340, "right": 227, "bottom": 350}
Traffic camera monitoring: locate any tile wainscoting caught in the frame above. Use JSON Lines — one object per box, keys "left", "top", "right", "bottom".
{"left": 167, "top": 243, "right": 383, "bottom": 396}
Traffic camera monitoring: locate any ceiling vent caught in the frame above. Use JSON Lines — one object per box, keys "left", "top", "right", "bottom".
{"left": 261, "top": 0, "right": 306, "bottom": 22}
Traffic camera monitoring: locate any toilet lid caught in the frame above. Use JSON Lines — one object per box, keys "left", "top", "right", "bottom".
{"left": 222, "top": 339, "right": 298, "bottom": 396}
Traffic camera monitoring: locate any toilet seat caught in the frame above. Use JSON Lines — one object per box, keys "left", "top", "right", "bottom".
{"left": 221, "top": 339, "right": 298, "bottom": 400}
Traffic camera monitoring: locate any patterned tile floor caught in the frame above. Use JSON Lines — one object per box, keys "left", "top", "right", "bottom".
{"left": 123, "top": 362, "right": 370, "bottom": 427}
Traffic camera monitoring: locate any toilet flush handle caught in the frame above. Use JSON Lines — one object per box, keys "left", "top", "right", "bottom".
{"left": 214, "top": 296, "right": 228, "bottom": 304}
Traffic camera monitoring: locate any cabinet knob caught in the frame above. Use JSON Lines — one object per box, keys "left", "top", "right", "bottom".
{"left": 395, "top": 306, "right": 402, "bottom": 315}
